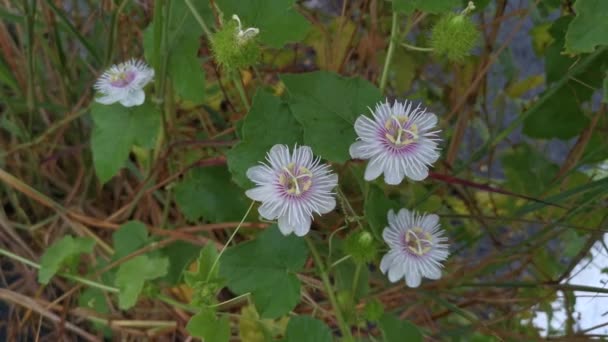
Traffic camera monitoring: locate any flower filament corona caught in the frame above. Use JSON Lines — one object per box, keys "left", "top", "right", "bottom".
{"left": 384, "top": 115, "right": 419, "bottom": 147}
{"left": 405, "top": 228, "right": 433, "bottom": 256}
{"left": 280, "top": 163, "right": 313, "bottom": 196}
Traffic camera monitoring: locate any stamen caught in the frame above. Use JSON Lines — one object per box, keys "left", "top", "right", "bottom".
{"left": 232, "top": 14, "right": 243, "bottom": 32}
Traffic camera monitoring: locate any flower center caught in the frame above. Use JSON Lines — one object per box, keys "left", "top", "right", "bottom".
{"left": 384, "top": 116, "right": 419, "bottom": 147}
{"left": 279, "top": 163, "right": 313, "bottom": 196}
{"left": 109, "top": 71, "right": 135, "bottom": 88}
{"left": 405, "top": 228, "right": 433, "bottom": 256}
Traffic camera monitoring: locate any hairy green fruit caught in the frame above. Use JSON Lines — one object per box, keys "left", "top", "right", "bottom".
{"left": 211, "top": 20, "right": 260, "bottom": 71}
{"left": 430, "top": 13, "right": 479, "bottom": 62}
{"left": 344, "top": 230, "right": 378, "bottom": 264}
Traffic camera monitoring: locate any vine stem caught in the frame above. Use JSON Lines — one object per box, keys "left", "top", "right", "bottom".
{"left": 305, "top": 237, "right": 353, "bottom": 341}
{"left": 0, "top": 247, "right": 119, "bottom": 293}
{"left": 379, "top": 11, "right": 399, "bottom": 92}
{"left": 232, "top": 71, "right": 251, "bottom": 111}
{"left": 207, "top": 201, "right": 255, "bottom": 280}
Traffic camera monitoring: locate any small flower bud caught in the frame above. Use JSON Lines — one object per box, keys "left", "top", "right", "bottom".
{"left": 430, "top": 12, "right": 479, "bottom": 62}
{"left": 344, "top": 231, "right": 378, "bottom": 264}
{"left": 211, "top": 14, "right": 260, "bottom": 71}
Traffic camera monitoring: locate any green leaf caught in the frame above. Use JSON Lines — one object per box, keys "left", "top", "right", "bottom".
{"left": 227, "top": 90, "right": 303, "bottom": 187}
{"left": 364, "top": 185, "right": 399, "bottom": 240}
{"left": 215, "top": 0, "right": 310, "bottom": 48}
{"left": 280, "top": 71, "right": 382, "bottom": 163}
{"left": 161, "top": 241, "right": 200, "bottom": 285}
{"left": 38, "top": 236, "right": 95, "bottom": 284}
{"left": 186, "top": 307, "right": 230, "bottom": 342}
{"left": 335, "top": 258, "right": 370, "bottom": 300}
{"left": 565, "top": 0, "right": 608, "bottom": 53}
{"left": 604, "top": 74, "right": 608, "bottom": 103}
{"left": 219, "top": 225, "right": 308, "bottom": 318}
{"left": 393, "top": 0, "right": 459, "bottom": 14}
{"left": 379, "top": 314, "right": 423, "bottom": 342}
{"left": 522, "top": 17, "right": 608, "bottom": 139}
{"left": 185, "top": 243, "right": 220, "bottom": 287}
{"left": 91, "top": 102, "right": 161, "bottom": 183}
{"left": 114, "top": 255, "right": 169, "bottom": 309}
{"left": 174, "top": 165, "right": 249, "bottom": 222}
{"left": 284, "top": 316, "right": 332, "bottom": 342}
{"left": 112, "top": 221, "right": 149, "bottom": 259}
{"left": 501, "top": 144, "right": 558, "bottom": 195}
{"left": 78, "top": 288, "right": 111, "bottom": 336}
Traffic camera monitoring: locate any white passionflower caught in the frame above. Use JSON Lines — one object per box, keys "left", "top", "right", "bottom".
{"left": 350, "top": 100, "right": 441, "bottom": 185}
{"left": 380, "top": 209, "right": 449, "bottom": 288}
{"left": 94, "top": 59, "right": 154, "bottom": 107}
{"left": 232, "top": 14, "right": 259, "bottom": 44}
{"left": 245, "top": 144, "right": 338, "bottom": 237}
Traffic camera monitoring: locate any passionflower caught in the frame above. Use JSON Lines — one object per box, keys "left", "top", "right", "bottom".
{"left": 245, "top": 144, "right": 338, "bottom": 236}
{"left": 94, "top": 59, "right": 154, "bottom": 107}
{"left": 350, "top": 100, "right": 440, "bottom": 184}
{"left": 380, "top": 209, "right": 449, "bottom": 288}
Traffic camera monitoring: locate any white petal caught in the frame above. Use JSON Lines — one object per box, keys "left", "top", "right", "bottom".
{"left": 316, "top": 195, "right": 336, "bottom": 214}
{"left": 424, "top": 265, "right": 442, "bottom": 280}
{"left": 354, "top": 116, "right": 377, "bottom": 139}
{"left": 364, "top": 156, "right": 385, "bottom": 181}
{"left": 245, "top": 186, "right": 273, "bottom": 202}
{"left": 384, "top": 161, "right": 404, "bottom": 185}
{"left": 292, "top": 215, "right": 312, "bottom": 237}
{"left": 246, "top": 165, "right": 273, "bottom": 184}
{"left": 387, "top": 256, "right": 406, "bottom": 283}
{"left": 418, "top": 113, "right": 437, "bottom": 131}
{"left": 258, "top": 201, "right": 282, "bottom": 220}
{"left": 421, "top": 214, "right": 440, "bottom": 228}
{"left": 387, "top": 209, "right": 397, "bottom": 225}
{"left": 95, "top": 94, "right": 120, "bottom": 105}
{"left": 294, "top": 145, "right": 313, "bottom": 167}
{"left": 277, "top": 215, "right": 295, "bottom": 236}
{"left": 349, "top": 141, "right": 376, "bottom": 160}
{"left": 405, "top": 268, "right": 422, "bottom": 288}
{"left": 380, "top": 250, "right": 398, "bottom": 274}
{"left": 382, "top": 223, "right": 402, "bottom": 243}
{"left": 120, "top": 89, "right": 145, "bottom": 107}
{"left": 268, "top": 144, "right": 291, "bottom": 169}
{"left": 404, "top": 162, "right": 429, "bottom": 181}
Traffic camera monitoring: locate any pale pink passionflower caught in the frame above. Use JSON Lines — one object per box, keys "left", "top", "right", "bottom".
{"left": 94, "top": 59, "right": 154, "bottom": 107}
{"left": 350, "top": 100, "right": 440, "bottom": 184}
{"left": 245, "top": 144, "right": 338, "bottom": 237}
{"left": 380, "top": 209, "right": 449, "bottom": 288}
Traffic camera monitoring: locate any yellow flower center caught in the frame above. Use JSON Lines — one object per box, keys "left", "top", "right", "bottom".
{"left": 384, "top": 116, "right": 419, "bottom": 147}
{"left": 405, "top": 228, "right": 433, "bottom": 256}
{"left": 279, "top": 163, "right": 313, "bottom": 196}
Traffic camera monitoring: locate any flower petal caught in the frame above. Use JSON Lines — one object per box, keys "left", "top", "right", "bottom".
{"left": 349, "top": 141, "right": 376, "bottom": 160}
{"left": 95, "top": 94, "right": 120, "bottom": 105}
{"left": 292, "top": 215, "right": 312, "bottom": 237}
{"left": 404, "top": 266, "right": 422, "bottom": 288}
{"left": 246, "top": 165, "right": 274, "bottom": 184}
{"left": 421, "top": 214, "right": 440, "bottom": 228}
{"left": 387, "top": 255, "right": 406, "bottom": 283}
{"left": 120, "top": 89, "right": 145, "bottom": 107}
{"left": 267, "top": 144, "right": 291, "bottom": 169}
{"left": 364, "top": 156, "right": 385, "bottom": 181}
{"left": 384, "top": 160, "right": 404, "bottom": 185}
{"left": 245, "top": 186, "right": 273, "bottom": 202}
{"left": 354, "top": 115, "right": 378, "bottom": 139}
{"left": 380, "top": 250, "right": 399, "bottom": 274}
{"left": 404, "top": 162, "right": 429, "bottom": 181}
{"left": 423, "top": 264, "right": 442, "bottom": 280}
{"left": 258, "top": 201, "right": 282, "bottom": 220}
{"left": 277, "top": 215, "right": 295, "bottom": 236}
